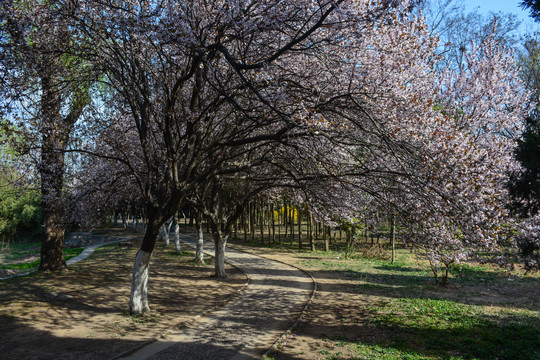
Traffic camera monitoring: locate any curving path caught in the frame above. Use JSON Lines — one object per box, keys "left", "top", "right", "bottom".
{"left": 118, "top": 233, "right": 314, "bottom": 360}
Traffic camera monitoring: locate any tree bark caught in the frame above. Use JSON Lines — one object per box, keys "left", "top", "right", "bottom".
{"left": 242, "top": 211, "right": 248, "bottom": 242}
{"left": 195, "top": 213, "right": 204, "bottom": 263}
{"left": 129, "top": 249, "right": 152, "bottom": 315}
{"left": 298, "top": 206, "right": 303, "bottom": 249}
{"left": 160, "top": 223, "right": 170, "bottom": 246}
{"left": 270, "top": 203, "right": 275, "bottom": 244}
{"left": 290, "top": 204, "right": 295, "bottom": 246}
{"left": 250, "top": 202, "right": 256, "bottom": 242}
{"left": 309, "top": 213, "right": 315, "bottom": 251}
{"left": 173, "top": 214, "right": 181, "bottom": 253}
{"left": 38, "top": 72, "right": 71, "bottom": 272}
{"left": 213, "top": 230, "right": 228, "bottom": 278}
{"left": 391, "top": 215, "right": 396, "bottom": 265}
{"left": 260, "top": 201, "right": 265, "bottom": 245}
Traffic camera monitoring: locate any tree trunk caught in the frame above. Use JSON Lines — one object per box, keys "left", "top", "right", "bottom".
{"left": 243, "top": 211, "right": 247, "bottom": 242}
{"left": 309, "top": 213, "right": 315, "bottom": 251}
{"left": 160, "top": 223, "right": 170, "bottom": 246}
{"left": 173, "top": 214, "right": 181, "bottom": 253}
{"left": 250, "top": 202, "right": 256, "bottom": 242}
{"left": 290, "top": 204, "right": 295, "bottom": 246}
{"left": 283, "top": 205, "right": 288, "bottom": 244}
{"left": 270, "top": 203, "right": 275, "bottom": 244}
{"left": 391, "top": 215, "right": 396, "bottom": 265}
{"left": 298, "top": 206, "right": 303, "bottom": 249}
{"left": 324, "top": 225, "right": 330, "bottom": 252}
{"left": 195, "top": 213, "right": 204, "bottom": 263}
{"left": 277, "top": 204, "right": 282, "bottom": 244}
{"left": 38, "top": 72, "right": 71, "bottom": 272}
{"left": 213, "top": 230, "right": 228, "bottom": 278}
{"left": 260, "top": 201, "right": 265, "bottom": 245}
{"left": 129, "top": 211, "right": 165, "bottom": 315}
{"left": 129, "top": 249, "right": 152, "bottom": 315}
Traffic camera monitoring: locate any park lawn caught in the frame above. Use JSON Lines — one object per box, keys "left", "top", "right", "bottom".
{"left": 230, "top": 234, "right": 540, "bottom": 360}
{"left": 0, "top": 246, "right": 84, "bottom": 270}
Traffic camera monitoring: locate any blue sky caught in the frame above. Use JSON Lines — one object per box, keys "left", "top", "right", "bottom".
{"left": 465, "top": 0, "right": 539, "bottom": 33}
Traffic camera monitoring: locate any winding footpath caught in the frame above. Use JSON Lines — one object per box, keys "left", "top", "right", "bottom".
{"left": 118, "top": 234, "right": 315, "bottom": 360}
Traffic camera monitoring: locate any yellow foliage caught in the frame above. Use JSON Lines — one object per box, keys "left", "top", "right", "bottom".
{"left": 274, "top": 206, "right": 298, "bottom": 222}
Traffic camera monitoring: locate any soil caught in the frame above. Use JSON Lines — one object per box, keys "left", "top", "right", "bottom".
{"left": 0, "top": 229, "right": 246, "bottom": 360}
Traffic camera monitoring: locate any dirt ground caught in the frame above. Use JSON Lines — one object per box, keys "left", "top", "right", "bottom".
{"left": 2, "top": 230, "right": 538, "bottom": 360}
{"left": 0, "top": 230, "right": 246, "bottom": 360}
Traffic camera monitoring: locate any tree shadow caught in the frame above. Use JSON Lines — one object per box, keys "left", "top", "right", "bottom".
{"left": 0, "top": 313, "right": 144, "bottom": 360}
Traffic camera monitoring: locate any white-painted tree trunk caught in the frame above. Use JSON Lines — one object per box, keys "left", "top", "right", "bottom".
{"left": 129, "top": 249, "right": 152, "bottom": 315}
{"left": 214, "top": 232, "right": 228, "bottom": 278}
{"left": 160, "top": 224, "right": 170, "bottom": 246}
{"left": 195, "top": 223, "right": 204, "bottom": 263}
{"left": 174, "top": 221, "right": 181, "bottom": 253}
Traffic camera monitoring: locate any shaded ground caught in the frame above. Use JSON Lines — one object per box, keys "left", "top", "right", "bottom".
{"left": 2, "top": 228, "right": 539, "bottom": 360}
{"left": 0, "top": 230, "right": 245, "bottom": 360}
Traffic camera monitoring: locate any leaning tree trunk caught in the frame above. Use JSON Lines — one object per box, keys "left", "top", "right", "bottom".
{"left": 129, "top": 249, "right": 152, "bottom": 315}
{"left": 160, "top": 223, "right": 170, "bottom": 246}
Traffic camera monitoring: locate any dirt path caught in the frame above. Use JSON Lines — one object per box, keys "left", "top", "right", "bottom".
{"left": 120, "top": 233, "right": 315, "bottom": 360}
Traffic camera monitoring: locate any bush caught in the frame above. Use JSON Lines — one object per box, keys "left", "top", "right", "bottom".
{"left": 0, "top": 182, "right": 41, "bottom": 243}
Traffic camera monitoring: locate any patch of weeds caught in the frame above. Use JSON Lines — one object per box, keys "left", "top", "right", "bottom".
{"left": 348, "top": 343, "right": 434, "bottom": 360}
{"left": 166, "top": 250, "right": 193, "bottom": 257}
{"left": 261, "top": 355, "right": 275, "bottom": 360}
{"left": 131, "top": 314, "right": 160, "bottom": 326}
{"left": 449, "top": 263, "right": 501, "bottom": 285}
{"left": 64, "top": 247, "right": 84, "bottom": 258}
{"left": 192, "top": 259, "right": 212, "bottom": 266}
{"left": 118, "top": 304, "right": 133, "bottom": 316}
{"left": 368, "top": 298, "right": 540, "bottom": 360}
{"left": 326, "top": 351, "right": 343, "bottom": 360}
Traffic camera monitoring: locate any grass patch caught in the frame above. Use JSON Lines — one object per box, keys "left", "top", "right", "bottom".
{"left": 166, "top": 250, "right": 192, "bottom": 257}
{"left": 0, "top": 247, "right": 84, "bottom": 270}
{"left": 0, "top": 242, "right": 41, "bottom": 262}
{"left": 368, "top": 298, "right": 540, "bottom": 359}
{"left": 349, "top": 343, "right": 432, "bottom": 360}
{"left": 282, "top": 242, "right": 540, "bottom": 359}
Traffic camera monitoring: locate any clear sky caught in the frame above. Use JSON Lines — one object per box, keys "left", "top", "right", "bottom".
{"left": 465, "top": 0, "right": 539, "bottom": 33}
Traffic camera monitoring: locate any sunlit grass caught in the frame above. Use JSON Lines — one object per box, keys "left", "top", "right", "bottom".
{"left": 242, "top": 232, "right": 540, "bottom": 360}
{"left": 367, "top": 298, "right": 540, "bottom": 360}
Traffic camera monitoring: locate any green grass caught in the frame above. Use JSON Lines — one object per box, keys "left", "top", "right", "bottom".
{"left": 289, "top": 244, "right": 540, "bottom": 360}
{"left": 367, "top": 298, "right": 540, "bottom": 360}
{"left": 0, "top": 247, "right": 84, "bottom": 270}
{"left": 0, "top": 242, "right": 41, "bottom": 262}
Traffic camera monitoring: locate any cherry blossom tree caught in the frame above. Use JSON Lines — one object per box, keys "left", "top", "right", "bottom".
{"left": 0, "top": 0, "right": 94, "bottom": 271}
{"left": 72, "top": 0, "right": 427, "bottom": 313}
